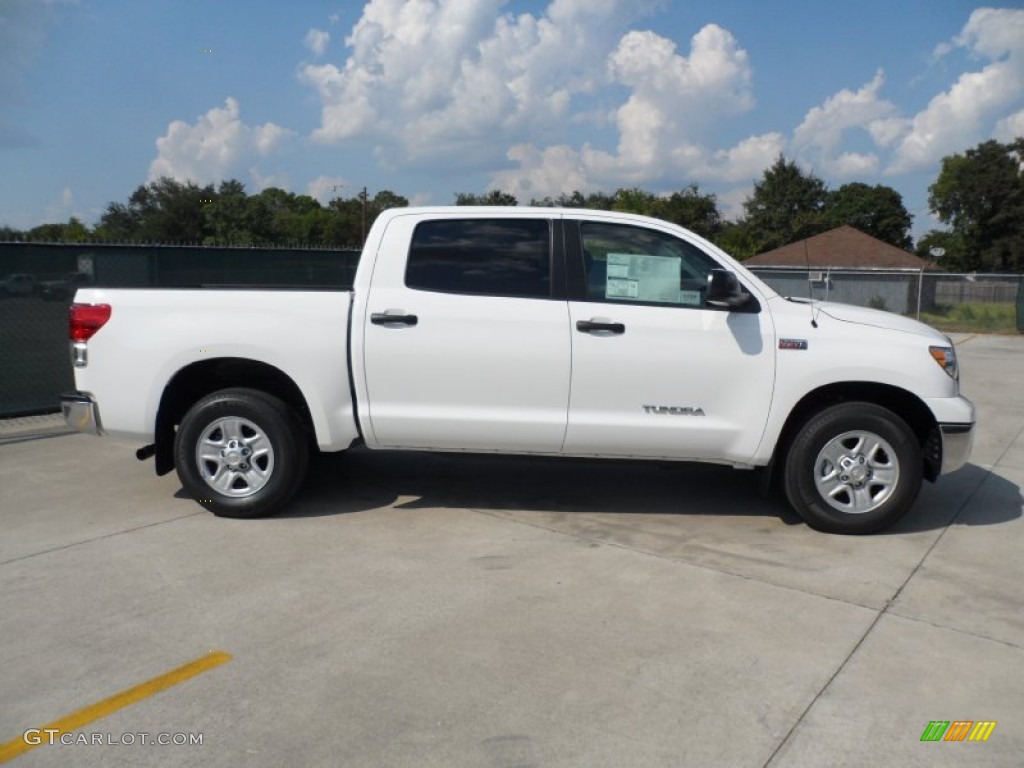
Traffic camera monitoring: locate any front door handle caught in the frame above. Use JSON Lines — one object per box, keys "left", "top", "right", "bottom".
{"left": 576, "top": 319, "right": 625, "bottom": 334}
{"left": 371, "top": 312, "right": 418, "bottom": 326}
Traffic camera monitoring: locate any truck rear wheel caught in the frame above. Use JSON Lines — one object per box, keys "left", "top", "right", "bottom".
{"left": 783, "top": 402, "right": 922, "bottom": 534}
{"left": 174, "top": 388, "right": 309, "bottom": 518}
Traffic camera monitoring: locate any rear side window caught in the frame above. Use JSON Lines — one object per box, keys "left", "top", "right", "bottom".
{"left": 406, "top": 219, "right": 551, "bottom": 298}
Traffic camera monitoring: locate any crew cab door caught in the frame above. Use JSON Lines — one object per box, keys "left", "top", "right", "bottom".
{"left": 361, "top": 214, "right": 571, "bottom": 452}
{"left": 563, "top": 218, "right": 775, "bottom": 463}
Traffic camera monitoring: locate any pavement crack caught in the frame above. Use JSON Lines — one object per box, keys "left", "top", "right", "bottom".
{"left": 884, "top": 608, "right": 1023, "bottom": 651}
{"left": 761, "top": 610, "right": 887, "bottom": 768}
{"left": 0, "top": 511, "right": 204, "bottom": 567}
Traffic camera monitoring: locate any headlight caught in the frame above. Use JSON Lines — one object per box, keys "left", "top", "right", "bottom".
{"left": 929, "top": 344, "right": 959, "bottom": 381}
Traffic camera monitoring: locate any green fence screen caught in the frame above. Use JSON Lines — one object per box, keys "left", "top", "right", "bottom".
{"left": 1018, "top": 274, "right": 1024, "bottom": 333}
{"left": 0, "top": 243, "right": 360, "bottom": 417}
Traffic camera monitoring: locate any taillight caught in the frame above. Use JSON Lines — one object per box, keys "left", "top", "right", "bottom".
{"left": 69, "top": 303, "right": 112, "bottom": 342}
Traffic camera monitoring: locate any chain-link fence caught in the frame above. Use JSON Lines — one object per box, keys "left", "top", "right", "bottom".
{"left": 747, "top": 267, "right": 1023, "bottom": 334}
{"left": 0, "top": 243, "right": 360, "bottom": 417}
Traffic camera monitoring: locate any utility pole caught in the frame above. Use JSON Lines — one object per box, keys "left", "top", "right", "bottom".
{"left": 361, "top": 186, "right": 368, "bottom": 245}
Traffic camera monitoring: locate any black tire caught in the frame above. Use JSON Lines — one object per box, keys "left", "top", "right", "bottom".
{"left": 783, "top": 402, "right": 922, "bottom": 534}
{"left": 174, "top": 388, "right": 309, "bottom": 518}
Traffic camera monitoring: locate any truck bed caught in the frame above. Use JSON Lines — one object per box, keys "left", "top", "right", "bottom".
{"left": 71, "top": 288, "right": 359, "bottom": 452}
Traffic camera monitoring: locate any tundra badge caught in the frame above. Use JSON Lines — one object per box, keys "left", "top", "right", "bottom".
{"left": 643, "top": 405, "right": 706, "bottom": 416}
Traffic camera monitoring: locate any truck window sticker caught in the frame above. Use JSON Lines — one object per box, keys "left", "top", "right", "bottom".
{"left": 605, "top": 253, "right": 683, "bottom": 304}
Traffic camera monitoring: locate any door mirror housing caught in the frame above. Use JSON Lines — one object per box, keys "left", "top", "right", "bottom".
{"left": 706, "top": 269, "right": 755, "bottom": 311}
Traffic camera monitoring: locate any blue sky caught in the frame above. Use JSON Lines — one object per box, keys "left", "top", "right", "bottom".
{"left": 2, "top": 0, "right": 1023, "bottom": 240}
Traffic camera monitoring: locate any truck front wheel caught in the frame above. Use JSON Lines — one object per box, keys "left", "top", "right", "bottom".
{"left": 174, "top": 388, "right": 309, "bottom": 518}
{"left": 783, "top": 402, "right": 922, "bottom": 534}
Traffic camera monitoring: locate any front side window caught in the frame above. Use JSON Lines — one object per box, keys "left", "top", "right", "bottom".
{"left": 580, "top": 222, "right": 717, "bottom": 307}
{"left": 406, "top": 219, "right": 551, "bottom": 298}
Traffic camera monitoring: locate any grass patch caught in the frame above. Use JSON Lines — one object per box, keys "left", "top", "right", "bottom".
{"left": 917, "top": 302, "right": 1019, "bottom": 333}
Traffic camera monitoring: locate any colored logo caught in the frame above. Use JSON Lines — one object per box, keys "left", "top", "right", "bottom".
{"left": 920, "top": 721, "right": 996, "bottom": 742}
{"left": 778, "top": 338, "right": 808, "bottom": 350}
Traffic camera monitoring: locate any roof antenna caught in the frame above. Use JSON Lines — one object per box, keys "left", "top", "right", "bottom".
{"left": 805, "top": 238, "right": 818, "bottom": 328}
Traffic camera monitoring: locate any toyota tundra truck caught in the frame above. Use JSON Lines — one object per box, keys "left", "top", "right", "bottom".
{"left": 61, "top": 207, "right": 974, "bottom": 534}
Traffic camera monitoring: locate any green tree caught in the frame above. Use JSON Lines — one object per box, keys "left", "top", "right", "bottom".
{"left": 611, "top": 187, "right": 656, "bottom": 215}
{"left": 824, "top": 183, "right": 913, "bottom": 249}
{"left": 203, "top": 179, "right": 253, "bottom": 245}
{"left": 650, "top": 185, "right": 722, "bottom": 241}
{"left": 529, "top": 191, "right": 615, "bottom": 209}
{"left": 455, "top": 190, "right": 518, "bottom": 206}
{"left": 236, "top": 187, "right": 327, "bottom": 245}
{"left": 928, "top": 138, "right": 1024, "bottom": 271}
{"left": 25, "top": 217, "right": 91, "bottom": 242}
{"left": 323, "top": 197, "right": 362, "bottom": 247}
{"left": 714, "top": 220, "right": 759, "bottom": 261}
{"left": 97, "top": 177, "right": 214, "bottom": 242}
{"left": 94, "top": 202, "right": 137, "bottom": 241}
{"left": 62, "top": 216, "right": 91, "bottom": 242}
{"left": 915, "top": 230, "right": 968, "bottom": 271}
{"left": 26, "top": 223, "right": 67, "bottom": 241}
{"left": 528, "top": 186, "right": 721, "bottom": 239}
{"left": 743, "top": 155, "right": 828, "bottom": 252}
{"left": 363, "top": 189, "right": 409, "bottom": 240}
{"left": 320, "top": 189, "right": 408, "bottom": 246}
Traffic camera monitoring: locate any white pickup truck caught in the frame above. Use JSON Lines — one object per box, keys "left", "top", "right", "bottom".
{"left": 62, "top": 207, "right": 974, "bottom": 534}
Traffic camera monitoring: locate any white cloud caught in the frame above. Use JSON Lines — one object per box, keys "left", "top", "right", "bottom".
{"left": 695, "top": 133, "right": 785, "bottom": 184}
{"left": 248, "top": 167, "right": 289, "bottom": 192}
{"left": 994, "top": 109, "right": 1024, "bottom": 142}
{"left": 889, "top": 8, "right": 1024, "bottom": 173}
{"left": 601, "top": 25, "right": 754, "bottom": 176}
{"left": 488, "top": 21, "right": 762, "bottom": 198}
{"left": 305, "top": 28, "right": 330, "bottom": 57}
{"left": 489, "top": 144, "right": 593, "bottom": 199}
{"left": 295, "top": 1, "right": 1024, "bottom": 212}
{"left": 489, "top": 130, "right": 782, "bottom": 202}
{"left": 307, "top": 175, "right": 348, "bottom": 204}
{"left": 299, "top": 0, "right": 660, "bottom": 163}
{"left": 793, "top": 70, "right": 897, "bottom": 176}
{"left": 148, "top": 98, "right": 294, "bottom": 185}
{"left": 299, "top": 1, "right": 764, "bottom": 199}
{"left": 716, "top": 187, "right": 750, "bottom": 221}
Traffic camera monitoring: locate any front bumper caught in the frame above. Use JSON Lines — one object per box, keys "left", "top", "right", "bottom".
{"left": 938, "top": 422, "right": 974, "bottom": 475}
{"left": 61, "top": 391, "right": 104, "bottom": 436}
{"left": 922, "top": 394, "right": 975, "bottom": 476}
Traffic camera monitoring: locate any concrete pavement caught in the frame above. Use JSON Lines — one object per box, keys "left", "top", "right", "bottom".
{"left": 0, "top": 334, "right": 1021, "bottom": 767}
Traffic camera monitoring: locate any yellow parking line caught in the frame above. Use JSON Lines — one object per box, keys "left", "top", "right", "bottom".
{"left": 0, "top": 651, "right": 231, "bottom": 763}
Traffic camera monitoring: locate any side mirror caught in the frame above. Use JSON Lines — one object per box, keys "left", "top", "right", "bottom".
{"left": 706, "top": 269, "right": 752, "bottom": 310}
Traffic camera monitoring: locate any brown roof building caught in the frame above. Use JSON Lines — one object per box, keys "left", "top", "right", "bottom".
{"left": 746, "top": 226, "right": 930, "bottom": 270}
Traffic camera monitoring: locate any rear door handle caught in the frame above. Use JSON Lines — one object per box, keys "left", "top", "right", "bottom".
{"left": 371, "top": 312, "right": 418, "bottom": 326}
{"left": 576, "top": 319, "right": 625, "bottom": 335}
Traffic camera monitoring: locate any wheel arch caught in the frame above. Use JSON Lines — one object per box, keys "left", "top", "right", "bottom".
{"left": 154, "top": 358, "right": 314, "bottom": 476}
{"left": 772, "top": 382, "right": 941, "bottom": 484}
